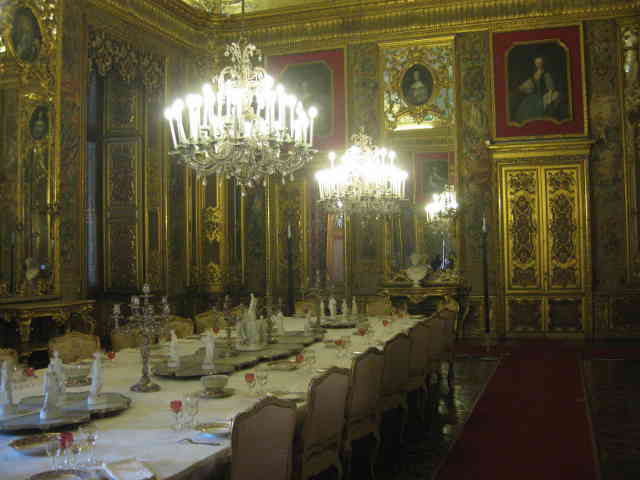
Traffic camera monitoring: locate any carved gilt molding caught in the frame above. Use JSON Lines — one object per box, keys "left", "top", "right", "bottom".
{"left": 88, "top": 28, "right": 166, "bottom": 98}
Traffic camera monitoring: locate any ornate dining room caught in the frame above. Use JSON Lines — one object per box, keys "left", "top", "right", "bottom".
{"left": 0, "top": 0, "right": 639, "bottom": 479}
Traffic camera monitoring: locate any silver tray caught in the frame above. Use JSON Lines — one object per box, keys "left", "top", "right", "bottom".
{"left": 30, "top": 469, "right": 94, "bottom": 480}
{"left": 196, "top": 387, "right": 235, "bottom": 399}
{"left": 153, "top": 362, "right": 233, "bottom": 378}
{"left": 10, "top": 432, "right": 60, "bottom": 456}
{"left": 18, "top": 392, "right": 132, "bottom": 418}
{"left": 0, "top": 409, "right": 90, "bottom": 433}
{"left": 321, "top": 320, "right": 356, "bottom": 328}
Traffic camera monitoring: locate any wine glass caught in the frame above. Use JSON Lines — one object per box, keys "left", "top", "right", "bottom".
{"left": 256, "top": 369, "right": 269, "bottom": 396}
{"left": 45, "top": 439, "right": 61, "bottom": 470}
{"left": 79, "top": 424, "right": 99, "bottom": 466}
{"left": 244, "top": 372, "right": 256, "bottom": 395}
{"left": 183, "top": 394, "right": 200, "bottom": 429}
{"left": 304, "top": 350, "right": 316, "bottom": 372}
{"left": 169, "top": 400, "right": 184, "bottom": 431}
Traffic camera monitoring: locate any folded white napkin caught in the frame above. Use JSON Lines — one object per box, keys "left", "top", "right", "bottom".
{"left": 103, "top": 458, "right": 155, "bottom": 480}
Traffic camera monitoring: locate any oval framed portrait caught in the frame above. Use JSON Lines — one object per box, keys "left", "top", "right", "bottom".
{"left": 400, "top": 64, "right": 434, "bottom": 107}
{"left": 11, "top": 7, "right": 42, "bottom": 63}
{"left": 29, "top": 106, "right": 49, "bottom": 140}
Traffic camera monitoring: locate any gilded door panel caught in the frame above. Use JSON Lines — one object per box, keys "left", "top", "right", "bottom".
{"left": 503, "top": 168, "right": 542, "bottom": 291}
{"left": 543, "top": 167, "right": 582, "bottom": 291}
{"left": 507, "top": 297, "right": 544, "bottom": 333}
{"left": 547, "top": 297, "right": 583, "bottom": 332}
{"left": 105, "top": 75, "right": 141, "bottom": 134}
{"left": 104, "top": 139, "right": 142, "bottom": 291}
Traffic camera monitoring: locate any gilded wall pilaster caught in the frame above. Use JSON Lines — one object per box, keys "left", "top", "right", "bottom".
{"left": 455, "top": 31, "right": 497, "bottom": 333}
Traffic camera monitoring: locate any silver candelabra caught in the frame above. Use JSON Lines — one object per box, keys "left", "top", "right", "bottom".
{"left": 111, "top": 283, "right": 171, "bottom": 392}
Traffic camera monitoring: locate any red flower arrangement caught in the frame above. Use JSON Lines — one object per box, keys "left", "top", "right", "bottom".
{"left": 244, "top": 373, "right": 255, "bottom": 383}
{"left": 59, "top": 432, "right": 74, "bottom": 449}
{"left": 170, "top": 400, "right": 183, "bottom": 413}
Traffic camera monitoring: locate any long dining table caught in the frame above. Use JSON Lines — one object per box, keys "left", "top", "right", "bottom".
{"left": 0, "top": 314, "right": 425, "bottom": 480}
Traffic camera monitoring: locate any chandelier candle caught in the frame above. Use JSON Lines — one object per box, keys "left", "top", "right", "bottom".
{"left": 165, "top": 40, "right": 317, "bottom": 191}
{"left": 315, "top": 128, "right": 408, "bottom": 217}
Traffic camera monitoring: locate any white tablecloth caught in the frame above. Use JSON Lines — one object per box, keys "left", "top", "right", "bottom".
{"left": 0, "top": 315, "right": 422, "bottom": 480}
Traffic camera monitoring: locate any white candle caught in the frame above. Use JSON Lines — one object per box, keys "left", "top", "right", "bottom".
{"left": 164, "top": 108, "right": 178, "bottom": 149}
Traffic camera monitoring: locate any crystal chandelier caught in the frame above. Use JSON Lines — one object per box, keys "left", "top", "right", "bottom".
{"left": 315, "top": 128, "right": 408, "bottom": 218}
{"left": 425, "top": 185, "right": 458, "bottom": 222}
{"left": 164, "top": 40, "right": 317, "bottom": 192}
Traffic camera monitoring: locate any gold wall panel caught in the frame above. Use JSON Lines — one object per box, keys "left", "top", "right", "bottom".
{"left": 504, "top": 168, "right": 542, "bottom": 291}
{"left": 544, "top": 167, "right": 581, "bottom": 290}
{"left": 273, "top": 177, "right": 307, "bottom": 296}
{"left": 507, "top": 297, "right": 543, "bottom": 333}
{"left": 495, "top": 147, "right": 592, "bottom": 338}
{"left": 548, "top": 296, "right": 583, "bottom": 332}
{"left": 104, "top": 139, "right": 142, "bottom": 292}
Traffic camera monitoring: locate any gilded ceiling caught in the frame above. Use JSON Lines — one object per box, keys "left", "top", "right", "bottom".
{"left": 184, "top": 0, "right": 329, "bottom": 14}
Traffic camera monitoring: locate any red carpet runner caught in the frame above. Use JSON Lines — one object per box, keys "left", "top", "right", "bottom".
{"left": 436, "top": 344, "right": 598, "bottom": 480}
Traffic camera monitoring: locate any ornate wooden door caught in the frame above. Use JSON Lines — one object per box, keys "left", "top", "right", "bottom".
{"left": 499, "top": 160, "right": 590, "bottom": 337}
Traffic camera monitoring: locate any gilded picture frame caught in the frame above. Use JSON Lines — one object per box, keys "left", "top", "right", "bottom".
{"left": 379, "top": 36, "right": 455, "bottom": 132}
{"left": 491, "top": 24, "right": 588, "bottom": 140}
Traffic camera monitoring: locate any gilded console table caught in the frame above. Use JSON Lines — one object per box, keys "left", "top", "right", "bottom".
{"left": 0, "top": 300, "right": 96, "bottom": 358}
{"left": 379, "top": 283, "right": 469, "bottom": 334}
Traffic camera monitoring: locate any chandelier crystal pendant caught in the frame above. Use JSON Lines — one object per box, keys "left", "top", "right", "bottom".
{"left": 315, "top": 128, "right": 408, "bottom": 218}
{"left": 164, "top": 39, "right": 317, "bottom": 192}
{"left": 424, "top": 184, "right": 458, "bottom": 223}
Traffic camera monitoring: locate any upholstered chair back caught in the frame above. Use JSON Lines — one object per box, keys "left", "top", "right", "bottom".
{"left": 194, "top": 309, "right": 226, "bottom": 334}
{"left": 408, "top": 322, "right": 431, "bottom": 378}
{"left": 346, "top": 347, "right": 383, "bottom": 422}
{"left": 302, "top": 367, "right": 350, "bottom": 456}
{"left": 381, "top": 332, "right": 411, "bottom": 396}
{"left": 231, "top": 397, "right": 298, "bottom": 480}
{"left": 160, "top": 315, "right": 194, "bottom": 341}
{"left": 49, "top": 331, "right": 100, "bottom": 363}
{"left": 0, "top": 348, "right": 17, "bottom": 366}
{"left": 366, "top": 297, "right": 392, "bottom": 316}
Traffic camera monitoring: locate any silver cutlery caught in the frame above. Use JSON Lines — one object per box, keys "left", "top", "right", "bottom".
{"left": 179, "top": 438, "right": 222, "bottom": 446}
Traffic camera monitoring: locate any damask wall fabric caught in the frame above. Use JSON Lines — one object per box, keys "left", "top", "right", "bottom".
{"left": 586, "top": 20, "right": 626, "bottom": 290}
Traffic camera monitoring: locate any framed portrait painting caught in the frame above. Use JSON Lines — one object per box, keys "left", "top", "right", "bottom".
{"left": 10, "top": 6, "right": 41, "bottom": 63}
{"left": 492, "top": 25, "right": 587, "bottom": 140}
{"left": 266, "top": 48, "right": 346, "bottom": 151}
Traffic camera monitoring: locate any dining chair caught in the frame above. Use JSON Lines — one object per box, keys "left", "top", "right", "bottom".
{"left": 378, "top": 333, "right": 411, "bottom": 447}
{"left": 295, "top": 366, "right": 350, "bottom": 480}
{"left": 366, "top": 296, "right": 392, "bottom": 316}
{"left": 438, "top": 308, "right": 458, "bottom": 388}
{"left": 194, "top": 308, "right": 226, "bottom": 334}
{"left": 342, "top": 347, "right": 384, "bottom": 480}
{"left": 0, "top": 348, "right": 17, "bottom": 366}
{"left": 427, "top": 313, "right": 445, "bottom": 380}
{"left": 406, "top": 322, "right": 432, "bottom": 422}
{"left": 49, "top": 331, "right": 100, "bottom": 363}
{"left": 160, "top": 315, "right": 194, "bottom": 340}
{"left": 110, "top": 327, "right": 143, "bottom": 351}
{"left": 230, "top": 396, "right": 298, "bottom": 480}
{"left": 294, "top": 299, "right": 315, "bottom": 316}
